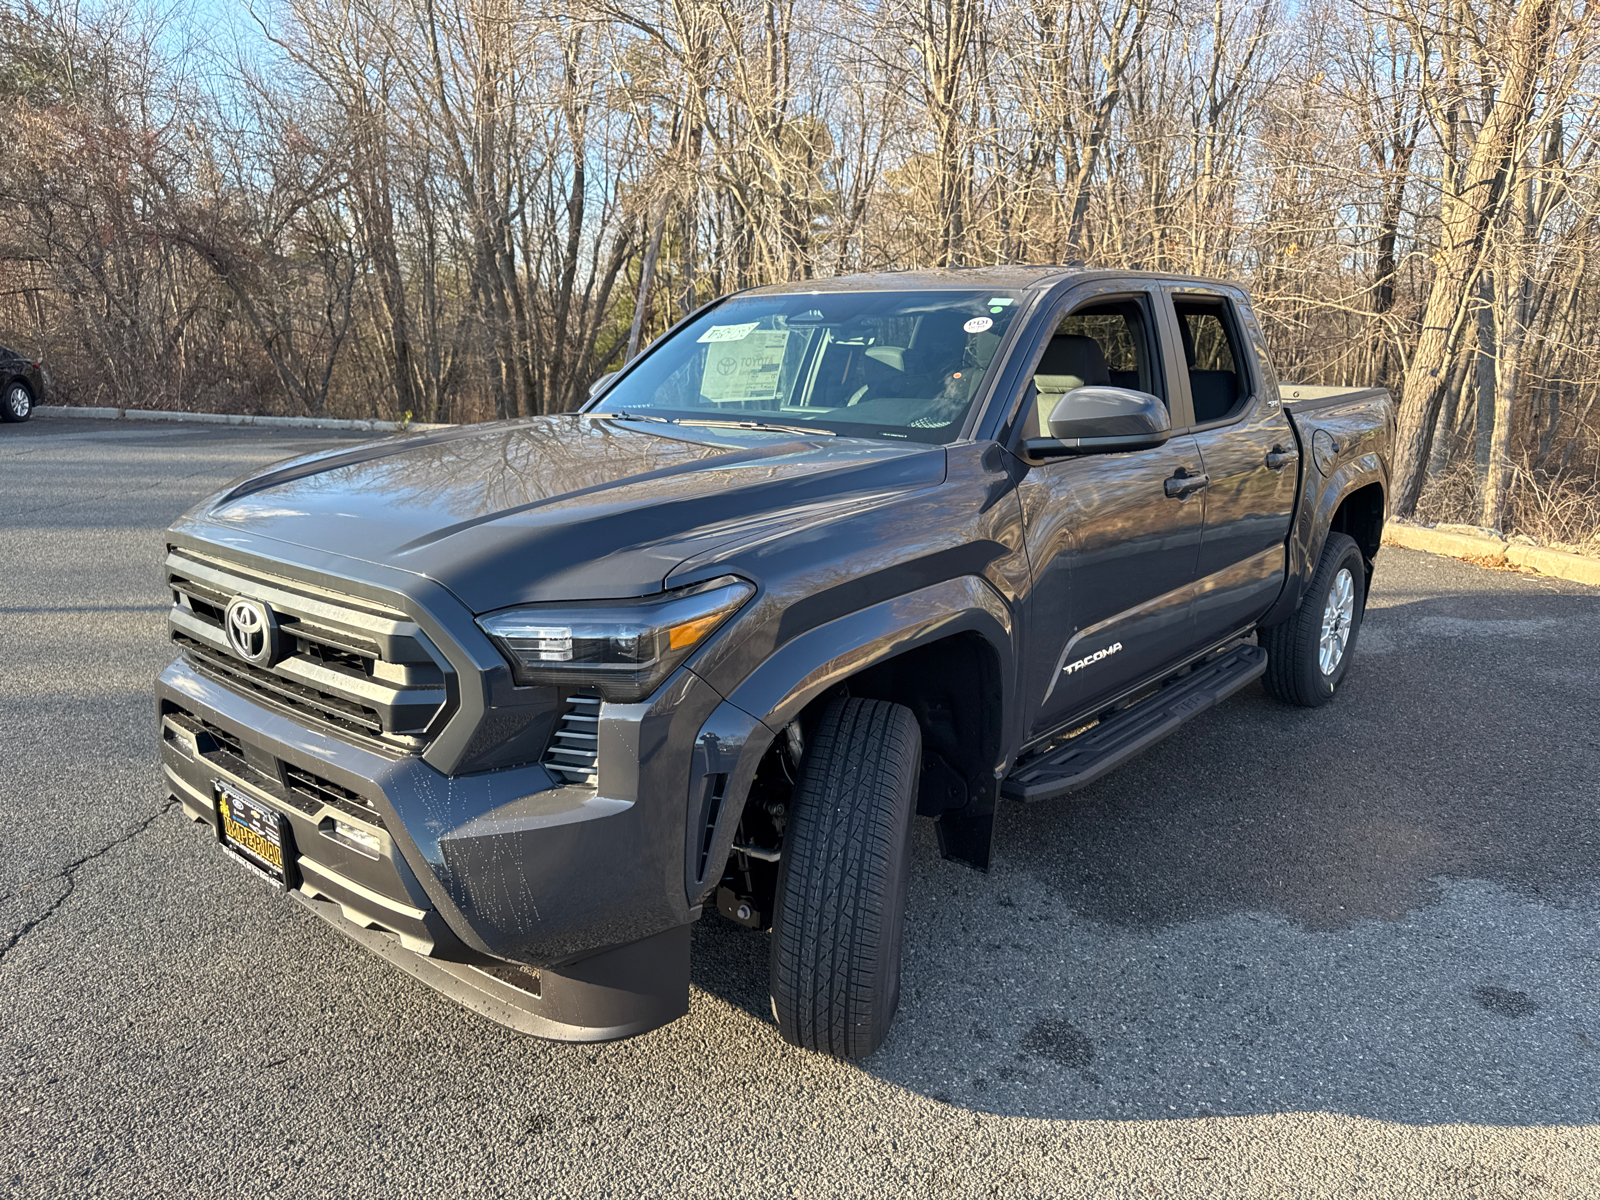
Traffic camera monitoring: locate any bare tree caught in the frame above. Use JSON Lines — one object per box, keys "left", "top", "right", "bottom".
{"left": 4, "top": 0, "right": 1600, "bottom": 549}
{"left": 1389, "top": 0, "right": 1567, "bottom": 517}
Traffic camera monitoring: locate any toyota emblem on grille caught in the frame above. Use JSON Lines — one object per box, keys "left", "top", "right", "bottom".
{"left": 223, "top": 596, "right": 280, "bottom": 666}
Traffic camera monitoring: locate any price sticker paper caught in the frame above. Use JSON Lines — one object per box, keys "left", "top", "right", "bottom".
{"left": 701, "top": 330, "right": 790, "bottom": 402}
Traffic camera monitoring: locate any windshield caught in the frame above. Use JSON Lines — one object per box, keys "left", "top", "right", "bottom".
{"left": 589, "top": 290, "right": 1027, "bottom": 443}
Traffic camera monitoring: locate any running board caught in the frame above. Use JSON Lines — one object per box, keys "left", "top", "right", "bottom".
{"left": 1002, "top": 643, "right": 1267, "bottom": 803}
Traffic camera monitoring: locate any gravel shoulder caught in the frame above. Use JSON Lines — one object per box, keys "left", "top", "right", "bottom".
{"left": 3, "top": 419, "right": 1598, "bottom": 1199}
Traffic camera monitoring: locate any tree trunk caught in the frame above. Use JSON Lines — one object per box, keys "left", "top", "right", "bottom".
{"left": 1428, "top": 348, "right": 1473, "bottom": 477}
{"left": 1390, "top": 0, "right": 1558, "bottom": 518}
{"left": 1474, "top": 272, "right": 1497, "bottom": 499}
{"left": 626, "top": 208, "right": 668, "bottom": 363}
{"left": 1482, "top": 175, "right": 1537, "bottom": 532}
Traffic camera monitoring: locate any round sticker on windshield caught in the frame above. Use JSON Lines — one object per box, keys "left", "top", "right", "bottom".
{"left": 963, "top": 316, "right": 994, "bottom": 334}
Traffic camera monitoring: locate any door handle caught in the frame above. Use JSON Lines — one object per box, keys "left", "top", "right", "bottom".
{"left": 1164, "top": 470, "right": 1210, "bottom": 499}
{"left": 1265, "top": 444, "right": 1296, "bottom": 470}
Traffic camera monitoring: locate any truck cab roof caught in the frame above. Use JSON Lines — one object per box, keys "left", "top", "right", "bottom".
{"left": 740, "top": 265, "right": 1249, "bottom": 296}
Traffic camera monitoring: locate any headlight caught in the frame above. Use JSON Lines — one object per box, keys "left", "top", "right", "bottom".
{"left": 477, "top": 575, "right": 755, "bottom": 701}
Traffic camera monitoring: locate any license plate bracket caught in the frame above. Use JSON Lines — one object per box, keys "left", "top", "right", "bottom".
{"left": 214, "top": 780, "right": 294, "bottom": 891}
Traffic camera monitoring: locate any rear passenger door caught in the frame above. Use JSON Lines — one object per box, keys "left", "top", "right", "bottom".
{"left": 1162, "top": 287, "right": 1300, "bottom": 648}
{"left": 1008, "top": 288, "right": 1208, "bottom": 739}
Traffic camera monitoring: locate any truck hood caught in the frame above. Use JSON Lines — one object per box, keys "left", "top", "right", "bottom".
{"left": 189, "top": 414, "right": 946, "bottom": 611}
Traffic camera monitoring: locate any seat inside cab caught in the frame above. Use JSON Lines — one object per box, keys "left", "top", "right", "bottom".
{"left": 1031, "top": 334, "right": 1109, "bottom": 435}
{"left": 807, "top": 312, "right": 1003, "bottom": 416}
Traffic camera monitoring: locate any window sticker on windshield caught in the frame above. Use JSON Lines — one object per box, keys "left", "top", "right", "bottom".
{"left": 701, "top": 330, "right": 790, "bottom": 401}
{"left": 697, "top": 321, "right": 760, "bottom": 344}
{"left": 985, "top": 298, "right": 1014, "bottom": 307}
{"left": 963, "top": 316, "right": 993, "bottom": 334}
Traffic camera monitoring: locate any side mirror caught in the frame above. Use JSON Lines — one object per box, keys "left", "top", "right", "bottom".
{"left": 588, "top": 371, "right": 619, "bottom": 398}
{"left": 1028, "top": 386, "right": 1171, "bottom": 456}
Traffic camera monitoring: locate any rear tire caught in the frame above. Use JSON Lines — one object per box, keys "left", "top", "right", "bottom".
{"left": 1262, "top": 531, "right": 1366, "bottom": 707}
{"left": 769, "top": 697, "right": 921, "bottom": 1059}
{"left": 1, "top": 381, "right": 32, "bottom": 422}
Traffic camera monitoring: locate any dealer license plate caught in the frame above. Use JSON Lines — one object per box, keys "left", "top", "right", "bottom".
{"left": 215, "top": 780, "right": 290, "bottom": 888}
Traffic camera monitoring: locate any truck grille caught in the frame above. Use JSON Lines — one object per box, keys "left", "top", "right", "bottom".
{"left": 542, "top": 693, "right": 600, "bottom": 787}
{"left": 162, "top": 702, "right": 381, "bottom": 825}
{"left": 166, "top": 547, "right": 453, "bottom": 753}
{"left": 283, "top": 763, "right": 372, "bottom": 816}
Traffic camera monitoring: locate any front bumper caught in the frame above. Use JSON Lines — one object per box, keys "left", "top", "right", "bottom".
{"left": 158, "top": 654, "right": 745, "bottom": 1040}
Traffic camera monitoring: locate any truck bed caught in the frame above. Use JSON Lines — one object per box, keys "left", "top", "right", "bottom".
{"left": 1280, "top": 384, "right": 1391, "bottom": 415}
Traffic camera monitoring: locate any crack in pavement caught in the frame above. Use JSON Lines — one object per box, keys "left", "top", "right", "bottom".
{"left": 0, "top": 800, "right": 177, "bottom": 967}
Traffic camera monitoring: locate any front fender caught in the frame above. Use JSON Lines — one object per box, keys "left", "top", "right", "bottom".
{"left": 722, "top": 575, "right": 1014, "bottom": 734}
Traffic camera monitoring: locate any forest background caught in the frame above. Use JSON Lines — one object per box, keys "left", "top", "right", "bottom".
{"left": 2, "top": 0, "right": 1598, "bottom": 540}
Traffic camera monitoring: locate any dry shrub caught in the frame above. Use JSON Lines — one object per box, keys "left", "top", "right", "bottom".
{"left": 1413, "top": 454, "right": 1600, "bottom": 553}
{"left": 1509, "top": 467, "right": 1600, "bottom": 552}
{"left": 1414, "top": 458, "right": 1486, "bottom": 528}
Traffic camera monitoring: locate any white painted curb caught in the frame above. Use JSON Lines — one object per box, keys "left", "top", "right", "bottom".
{"left": 1506, "top": 543, "right": 1600, "bottom": 586}
{"left": 33, "top": 404, "right": 454, "bottom": 434}
{"left": 1384, "top": 522, "right": 1600, "bottom": 587}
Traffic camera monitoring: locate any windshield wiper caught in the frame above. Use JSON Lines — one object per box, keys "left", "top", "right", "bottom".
{"left": 596, "top": 409, "right": 676, "bottom": 423}
{"left": 597, "top": 411, "right": 836, "bottom": 437}
{"left": 674, "top": 418, "right": 837, "bottom": 437}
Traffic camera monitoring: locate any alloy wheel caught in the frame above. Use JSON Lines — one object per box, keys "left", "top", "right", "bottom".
{"left": 1319, "top": 567, "right": 1355, "bottom": 675}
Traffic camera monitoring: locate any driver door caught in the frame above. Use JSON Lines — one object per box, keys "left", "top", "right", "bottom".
{"left": 1012, "top": 290, "right": 1207, "bottom": 739}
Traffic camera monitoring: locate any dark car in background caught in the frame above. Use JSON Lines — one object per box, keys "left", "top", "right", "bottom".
{"left": 0, "top": 347, "right": 43, "bottom": 422}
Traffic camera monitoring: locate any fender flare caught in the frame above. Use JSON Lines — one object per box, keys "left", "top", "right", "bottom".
{"left": 1262, "top": 454, "right": 1387, "bottom": 630}
{"left": 681, "top": 576, "right": 1015, "bottom": 904}
{"left": 727, "top": 575, "right": 1014, "bottom": 734}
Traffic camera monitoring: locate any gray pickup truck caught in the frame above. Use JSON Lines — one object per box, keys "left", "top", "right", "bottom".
{"left": 157, "top": 267, "right": 1394, "bottom": 1058}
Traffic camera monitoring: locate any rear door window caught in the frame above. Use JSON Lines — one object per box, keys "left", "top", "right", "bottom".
{"left": 1173, "top": 298, "right": 1251, "bottom": 425}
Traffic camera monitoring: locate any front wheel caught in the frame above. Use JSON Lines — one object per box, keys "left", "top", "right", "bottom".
{"left": 1262, "top": 531, "right": 1367, "bottom": 707}
{"left": 1, "top": 381, "right": 32, "bottom": 422}
{"left": 769, "top": 697, "right": 921, "bottom": 1059}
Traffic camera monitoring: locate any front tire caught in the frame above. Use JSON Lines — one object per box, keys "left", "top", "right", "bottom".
{"left": 769, "top": 697, "right": 921, "bottom": 1059}
{"left": 1, "top": 381, "right": 32, "bottom": 422}
{"left": 1262, "top": 531, "right": 1367, "bottom": 707}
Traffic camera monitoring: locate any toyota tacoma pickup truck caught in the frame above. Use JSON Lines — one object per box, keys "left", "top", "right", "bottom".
{"left": 158, "top": 267, "right": 1394, "bottom": 1058}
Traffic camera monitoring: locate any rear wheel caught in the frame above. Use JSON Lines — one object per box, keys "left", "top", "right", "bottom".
{"left": 769, "top": 697, "right": 921, "bottom": 1059}
{"left": 1, "top": 381, "right": 32, "bottom": 422}
{"left": 1262, "top": 531, "right": 1366, "bottom": 707}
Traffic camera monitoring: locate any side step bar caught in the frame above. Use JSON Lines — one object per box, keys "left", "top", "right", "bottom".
{"left": 1002, "top": 643, "right": 1267, "bottom": 803}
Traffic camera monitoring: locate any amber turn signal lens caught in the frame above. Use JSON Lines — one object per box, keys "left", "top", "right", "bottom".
{"left": 668, "top": 611, "right": 726, "bottom": 650}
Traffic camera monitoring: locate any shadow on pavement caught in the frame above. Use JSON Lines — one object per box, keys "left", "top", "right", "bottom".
{"left": 691, "top": 568, "right": 1600, "bottom": 1126}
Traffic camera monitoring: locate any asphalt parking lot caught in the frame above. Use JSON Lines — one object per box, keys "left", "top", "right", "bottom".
{"left": 3, "top": 416, "right": 1599, "bottom": 1198}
